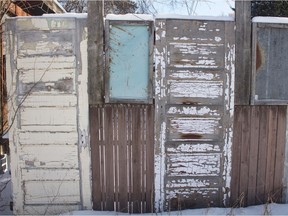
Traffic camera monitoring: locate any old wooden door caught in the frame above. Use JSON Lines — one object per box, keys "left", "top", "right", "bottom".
{"left": 154, "top": 18, "right": 235, "bottom": 211}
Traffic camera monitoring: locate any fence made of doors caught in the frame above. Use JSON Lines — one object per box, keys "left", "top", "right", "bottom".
{"left": 90, "top": 104, "right": 154, "bottom": 213}
{"left": 231, "top": 105, "right": 287, "bottom": 206}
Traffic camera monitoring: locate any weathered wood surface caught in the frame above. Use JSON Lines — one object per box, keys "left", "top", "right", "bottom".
{"left": 231, "top": 106, "right": 287, "bottom": 206}
{"left": 155, "top": 18, "right": 235, "bottom": 211}
{"left": 5, "top": 17, "right": 90, "bottom": 214}
{"left": 88, "top": 1, "right": 104, "bottom": 104}
{"left": 235, "top": 0, "right": 252, "bottom": 105}
{"left": 90, "top": 104, "right": 154, "bottom": 213}
{"left": 252, "top": 21, "right": 288, "bottom": 104}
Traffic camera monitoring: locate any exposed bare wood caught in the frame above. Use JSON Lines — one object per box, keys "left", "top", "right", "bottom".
{"left": 235, "top": 0, "right": 252, "bottom": 105}
{"left": 87, "top": 1, "right": 104, "bottom": 105}
{"left": 231, "top": 106, "right": 286, "bottom": 206}
{"left": 90, "top": 104, "right": 154, "bottom": 213}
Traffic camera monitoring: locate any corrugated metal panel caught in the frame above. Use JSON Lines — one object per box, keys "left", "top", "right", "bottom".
{"left": 155, "top": 19, "right": 235, "bottom": 211}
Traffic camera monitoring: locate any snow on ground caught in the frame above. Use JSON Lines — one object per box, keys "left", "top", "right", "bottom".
{"left": 0, "top": 171, "right": 12, "bottom": 215}
{"left": 2, "top": 170, "right": 288, "bottom": 215}
{"left": 64, "top": 203, "right": 288, "bottom": 215}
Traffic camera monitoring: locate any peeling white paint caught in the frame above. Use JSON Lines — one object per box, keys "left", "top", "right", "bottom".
{"left": 154, "top": 122, "right": 166, "bottom": 212}
{"left": 167, "top": 106, "right": 220, "bottom": 116}
{"left": 169, "top": 70, "right": 221, "bottom": 80}
{"left": 215, "top": 36, "right": 222, "bottom": 42}
{"left": 78, "top": 30, "right": 92, "bottom": 209}
{"left": 166, "top": 143, "right": 221, "bottom": 153}
{"left": 223, "top": 42, "right": 235, "bottom": 205}
{"left": 167, "top": 154, "right": 221, "bottom": 177}
{"left": 166, "top": 178, "right": 216, "bottom": 188}
{"left": 170, "top": 81, "right": 223, "bottom": 99}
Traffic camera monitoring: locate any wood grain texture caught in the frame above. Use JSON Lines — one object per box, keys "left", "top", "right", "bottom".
{"left": 87, "top": 1, "right": 104, "bottom": 105}
{"left": 235, "top": 0, "right": 252, "bottom": 105}
{"left": 90, "top": 104, "right": 154, "bottom": 213}
{"left": 155, "top": 18, "right": 235, "bottom": 210}
{"left": 231, "top": 106, "right": 287, "bottom": 206}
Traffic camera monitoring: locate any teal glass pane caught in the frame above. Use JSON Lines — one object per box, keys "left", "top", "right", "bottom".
{"left": 109, "top": 24, "right": 149, "bottom": 101}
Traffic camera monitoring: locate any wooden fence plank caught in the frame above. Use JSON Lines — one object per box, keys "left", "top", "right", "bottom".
{"left": 99, "top": 106, "right": 105, "bottom": 210}
{"left": 90, "top": 106, "right": 102, "bottom": 210}
{"left": 146, "top": 105, "right": 154, "bottom": 212}
{"left": 247, "top": 106, "right": 260, "bottom": 205}
{"left": 118, "top": 105, "right": 128, "bottom": 212}
{"left": 105, "top": 105, "right": 114, "bottom": 210}
{"left": 141, "top": 106, "right": 146, "bottom": 213}
{"left": 231, "top": 106, "right": 243, "bottom": 206}
{"left": 239, "top": 106, "right": 251, "bottom": 205}
{"left": 91, "top": 104, "right": 154, "bottom": 213}
{"left": 274, "top": 106, "right": 287, "bottom": 202}
{"left": 265, "top": 106, "right": 278, "bottom": 202}
{"left": 132, "top": 105, "right": 142, "bottom": 213}
{"left": 113, "top": 106, "right": 119, "bottom": 211}
{"left": 256, "top": 106, "right": 269, "bottom": 204}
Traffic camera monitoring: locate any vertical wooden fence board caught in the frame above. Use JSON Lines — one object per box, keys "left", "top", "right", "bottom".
{"left": 265, "top": 107, "right": 278, "bottom": 201}
{"left": 118, "top": 105, "right": 128, "bottom": 212}
{"left": 104, "top": 105, "right": 114, "bottom": 210}
{"left": 256, "top": 106, "right": 269, "bottom": 204}
{"left": 231, "top": 105, "right": 286, "bottom": 206}
{"left": 247, "top": 106, "right": 260, "bottom": 205}
{"left": 146, "top": 105, "right": 154, "bottom": 212}
{"left": 239, "top": 107, "right": 251, "bottom": 205}
{"left": 132, "top": 105, "right": 142, "bottom": 213}
{"left": 90, "top": 106, "right": 102, "bottom": 210}
{"left": 99, "top": 106, "right": 105, "bottom": 210}
{"left": 274, "top": 106, "right": 287, "bottom": 202}
{"left": 231, "top": 106, "right": 243, "bottom": 205}
{"left": 90, "top": 104, "right": 154, "bottom": 213}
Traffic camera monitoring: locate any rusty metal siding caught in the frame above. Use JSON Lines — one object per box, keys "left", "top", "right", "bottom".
{"left": 155, "top": 19, "right": 235, "bottom": 211}
{"left": 5, "top": 17, "right": 90, "bottom": 215}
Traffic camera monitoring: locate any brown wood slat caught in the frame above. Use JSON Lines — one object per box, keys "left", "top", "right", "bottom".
{"left": 274, "top": 106, "right": 287, "bottom": 202}
{"left": 247, "top": 106, "right": 260, "bottom": 205}
{"left": 132, "top": 105, "right": 142, "bottom": 213}
{"left": 231, "top": 106, "right": 243, "bottom": 206}
{"left": 99, "top": 106, "right": 105, "bottom": 210}
{"left": 239, "top": 106, "right": 250, "bottom": 206}
{"left": 118, "top": 105, "right": 129, "bottom": 212}
{"left": 146, "top": 105, "right": 154, "bottom": 212}
{"left": 91, "top": 104, "right": 155, "bottom": 213}
{"left": 105, "top": 105, "right": 114, "bottom": 210}
{"left": 231, "top": 106, "right": 286, "bottom": 207}
{"left": 141, "top": 106, "right": 145, "bottom": 213}
{"left": 90, "top": 106, "right": 102, "bottom": 210}
{"left": 265, "top": 106, "right": 278, "bottom": 202}
{"left": 113, "top": 106, "right": 119, "bottom": 211}
{"left": 256, "top": 106, "right": 269, "bottom": 204}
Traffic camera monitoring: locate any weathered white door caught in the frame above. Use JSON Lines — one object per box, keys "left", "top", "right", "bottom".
{"left": 154, "top": 17, "right": 235, "bottom": 211}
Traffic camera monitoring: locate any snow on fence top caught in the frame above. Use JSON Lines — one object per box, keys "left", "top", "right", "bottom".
{"left": 156, "top": 14, "right": 234, "bottom": 21}
{"left": 43, "top": 13, "right": 87, "bottom": 18}
{"left": 106, "top": 14, "right": 153, "bottom": 21}
{"left": 253, "top": 16, "right": 288, "bottom": 24}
